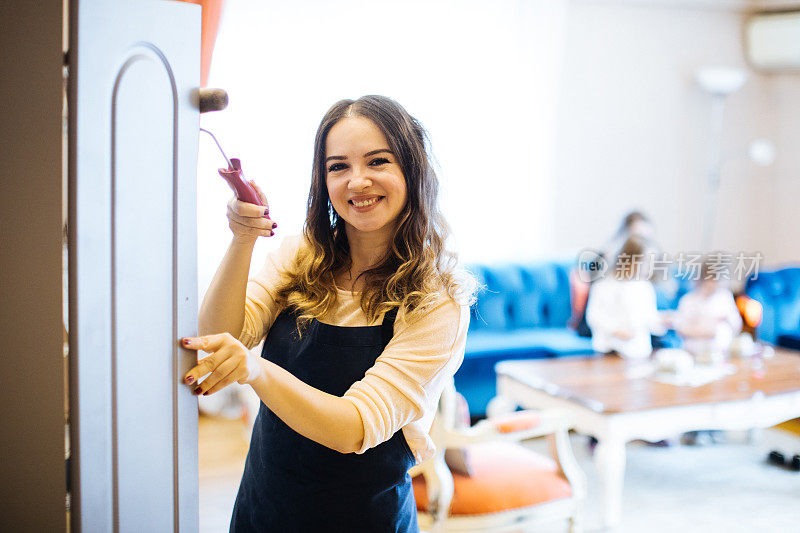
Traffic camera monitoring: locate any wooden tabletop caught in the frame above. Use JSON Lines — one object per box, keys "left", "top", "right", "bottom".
{"left": 495, "top": 349, "right": 800, "bottom": 414}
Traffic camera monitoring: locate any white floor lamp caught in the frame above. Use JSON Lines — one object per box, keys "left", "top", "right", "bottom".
{"left": 695, "top": 66, "right": 775, "bottom": 251}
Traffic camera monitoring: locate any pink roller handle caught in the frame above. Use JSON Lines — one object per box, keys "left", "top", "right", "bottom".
{"left": 218, "top": 158, "right": 264, "bottom": 207}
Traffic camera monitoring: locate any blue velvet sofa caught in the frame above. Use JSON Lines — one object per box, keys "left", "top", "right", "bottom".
{"left": 745, "top": 266, "right": 800, "bottom": 351}
{"left": 455, "top": 262, "right": 690, "bottom": 417}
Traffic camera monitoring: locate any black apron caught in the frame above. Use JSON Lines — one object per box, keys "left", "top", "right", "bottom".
{"left": 230, "top": 307, "right": 419, "bottom": 533}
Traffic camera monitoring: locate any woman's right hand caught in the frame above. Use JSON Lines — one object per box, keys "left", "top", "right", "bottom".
{"left": 226, "top": 180, "right": 277, "bottom": 243}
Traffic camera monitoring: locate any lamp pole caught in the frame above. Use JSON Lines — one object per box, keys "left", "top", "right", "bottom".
{"left": 695, "top": 66, "right": 747, "bottom": 251}
{"left": 701, "top": 94, "right": 726, "bottom": 251}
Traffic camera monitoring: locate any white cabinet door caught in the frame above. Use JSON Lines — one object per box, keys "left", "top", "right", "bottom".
{"left": 68, "top": 1, "right": 200, "bottom": 531}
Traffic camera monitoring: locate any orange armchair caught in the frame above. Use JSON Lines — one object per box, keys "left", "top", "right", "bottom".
{"left": 410, "top": 379, "right": 586, "bottom": 532}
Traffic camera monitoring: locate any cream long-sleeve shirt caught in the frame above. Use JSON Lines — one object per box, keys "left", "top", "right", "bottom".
{"left": 238, "top": 235, "right": 469, "bottom": 464}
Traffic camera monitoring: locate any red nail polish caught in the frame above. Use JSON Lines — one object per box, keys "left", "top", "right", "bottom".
{"left": 185, "top": 376, "right": 194, "bottom": 385}
{"left": 272, "top": 222, "right": 277, "bottom": 229}
{"left": 193, "top": 387, "right": 201, "bottom": 395}
{"left": 264, "top": 208, "right": 270, "bottom": 216}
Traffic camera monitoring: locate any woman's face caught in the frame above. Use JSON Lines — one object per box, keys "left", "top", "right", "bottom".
{"left": 325, "top": 116, "right": 408, "bottom": 239}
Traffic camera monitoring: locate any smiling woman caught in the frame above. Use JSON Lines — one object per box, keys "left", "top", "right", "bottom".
{"left": 186, "top": 95, "right": 476, "bottom": 532}
{"left": 274, "top": 96, "right": 469, "bottom": 330}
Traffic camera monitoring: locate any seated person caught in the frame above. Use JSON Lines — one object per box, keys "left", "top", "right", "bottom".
{"left": 674, "top": 257, "right": 742, "bottom": 359}
{"left": 673, "top": 256, "right": 742, "bottom": 446}
{"left": 586, "top": 236, "right": 666, "bottom": 359}
{"left": 573, "top": 211, "right": 658, "bottom": 338}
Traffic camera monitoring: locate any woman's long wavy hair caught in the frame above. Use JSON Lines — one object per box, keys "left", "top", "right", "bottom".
{"left": 275, "top": 95, "right": 475, "bottom": 330}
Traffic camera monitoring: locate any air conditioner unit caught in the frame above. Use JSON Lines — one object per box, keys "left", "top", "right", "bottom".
{"left": 745, "top": 10, "right": 800, "bottom": 71}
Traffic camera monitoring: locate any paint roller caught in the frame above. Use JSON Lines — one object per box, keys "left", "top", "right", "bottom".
{"left": 197, "top": 88, "right": 265, "bottom": 209}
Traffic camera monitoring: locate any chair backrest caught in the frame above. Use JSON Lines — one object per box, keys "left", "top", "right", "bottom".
{"left": 431, "top": 376, "right": 460, "bottom": 439}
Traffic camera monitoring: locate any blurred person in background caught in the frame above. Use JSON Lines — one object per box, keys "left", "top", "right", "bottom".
{"left": 674, "top": 256, "right": 742, "bottom": 359}
{"left": 602, "top": 211, "right": 656, "bottom": 259}
{"left": 673, "top": 255, "right": 742, "bottom": 446}
{"left": 573, "top": 211, "right": 659, "bottom": 337}
{"left": 586, "top": 235, "right": 667, "bottom": 359}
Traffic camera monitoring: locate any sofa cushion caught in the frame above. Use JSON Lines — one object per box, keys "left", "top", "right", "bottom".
{"left": 746, "top": 267, "right": 800, "bottom": 343}
{"left": 465, "top": 328, "right": 593, "bottom": 359}
{"left": 520, "top": 263, "right": 558, "bottom": 295}
{"left": 518, "top": 263, "right": 573, "bottom": 327}
{"left": 548, "top": 263, "right": 574, "bottom": 327}
{"left": 512, "top": 291, "right": 543, "bottom": 328}
{"left": 477, "top": 264, "right": 546, "bottom": 330}
{"left": 472, "top": 291, "right": 509, "bottom": 330}
{"left": 519, "top": 264, "right": 558, "bottom": 325}
{"left": 483, "top": 264, "right": 526, "bottom": 294}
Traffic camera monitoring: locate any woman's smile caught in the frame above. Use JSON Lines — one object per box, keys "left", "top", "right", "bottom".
{"left": 349, "top": 195, "right": 384, "bottom": 210}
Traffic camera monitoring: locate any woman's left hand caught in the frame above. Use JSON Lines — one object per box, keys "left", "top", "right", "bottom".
{"left": 180, "top": 333, "right": 265, "bottom": 395}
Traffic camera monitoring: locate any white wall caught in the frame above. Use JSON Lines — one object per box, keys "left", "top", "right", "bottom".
{"left": 552, "top": 0, "right": 785, "bottom": 265}
{"left": 764, "top": 76, "right": 800, "bottom": 264}
{"left": 198, "top": 0, "right": 799, "bottom": 299}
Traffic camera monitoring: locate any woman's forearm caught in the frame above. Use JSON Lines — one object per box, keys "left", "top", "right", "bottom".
{"left": 198, "top": 237, "right": 257, "bottom": 337}
{"left": 250, "top": 358, "right": 365, "bottom": 454}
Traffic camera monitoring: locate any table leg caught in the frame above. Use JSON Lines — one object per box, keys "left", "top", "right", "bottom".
{"left": 594, "top": 436, "right": 626, "bottom": 529}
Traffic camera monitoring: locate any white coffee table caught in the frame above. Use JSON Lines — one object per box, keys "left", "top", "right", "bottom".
{"left": 493, "top": 350, "right": 800, "bottom": 529}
